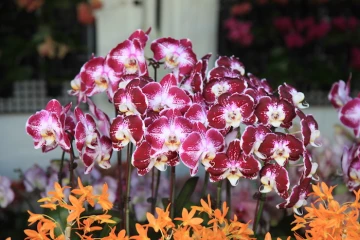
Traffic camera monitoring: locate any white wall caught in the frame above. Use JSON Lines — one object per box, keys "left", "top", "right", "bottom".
{"left": 0, "top": 114, "right": 63, "bottom": 179}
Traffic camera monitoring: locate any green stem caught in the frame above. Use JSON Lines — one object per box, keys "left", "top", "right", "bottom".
{"left": 226, "top": 180, "right": 231, "bottom": 219}
{"left": 125, "top": 143, "right": 133, "bottom": 235}
{"left": 201, "top": 171, "right": 209, "bottom": 199}
{"left": 68, "top": 141, "right": 75, "bottom": 189}
{"left": 114, "top": 108, "right": 124, "bottom": 228}
{"left": 151, "top": 169, "right": 161, "bottom": 214}
{"left": 253, "top": 193, "right": 266, "bottom": 234}
{"left": 216, "top": 181, "right": 223, "bottom": 209}
{"left": 169, "top": 166, "right": 176, "bottom": 219}
{"left": 58, "top": 151, "right": 66, "bottom": 187}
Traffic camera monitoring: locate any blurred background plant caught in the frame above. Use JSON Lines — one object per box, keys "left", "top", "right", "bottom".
{"left": 0, "top": 0, "right": 101, "bottom": 98}
{"left": 219, "top": 0, "right": 360, "bottom": 92}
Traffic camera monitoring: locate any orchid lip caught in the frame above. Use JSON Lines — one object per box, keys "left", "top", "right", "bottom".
{"left": 165, "top": 53, "right": 179, "bottom": 68}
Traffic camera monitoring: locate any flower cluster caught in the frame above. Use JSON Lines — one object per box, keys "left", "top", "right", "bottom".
{"left": 0, "top": 175, "right": 15, "bottom": 208}
{"left": 292, "top": 182, "right": 360, "bottom": 240}
{"left": 26, "top": 28, "right": 321, "bottom": 212}
{"left": 273, "top": 17, "right": 331, "bottom": 49}
{"left": 21, "top": 162, "right": 117, "bottom": 205}
{"left": 24, "top": 178, "right": 117, "bottom": 240}
{"left": 137, "top": 194, "right": 254, "bottom": 240}
{"left": 224, "top": 18, "right": 253, "bottom": 46}
{"left": 329, "top": 77, "right": 360, "bottom": 191}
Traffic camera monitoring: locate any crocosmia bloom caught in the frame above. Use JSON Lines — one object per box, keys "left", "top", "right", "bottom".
{"left": 26, "top": 99, "right": 71, "bottom": 152}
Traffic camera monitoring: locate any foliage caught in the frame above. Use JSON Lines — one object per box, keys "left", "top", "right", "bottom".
{"left": 219, "top": 0, "right": 360, "bottom": 91}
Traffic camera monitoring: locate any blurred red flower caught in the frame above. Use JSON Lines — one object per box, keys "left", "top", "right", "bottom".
{"left": 273, "top": 17, "right": 293, "bottom": 33}
{"left": 284, "top": 32, "right": 305, "bottom": 48}
{"left": 350, "top": 47, "right": 360, "bottom": 70}
{"left": 231, "top": 2, "right": 252, "bottom": 16}
{"left": 16, "top": 0, "right": 44, "bottom": 12}
{"left": 77, "top": 2, "right": 95, "bottom": 25}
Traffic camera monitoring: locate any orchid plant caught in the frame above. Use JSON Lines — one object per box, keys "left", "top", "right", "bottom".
{"left": 25, "top": 28, "right": 322, "bottom": 236}
{"left": 329, "top": 76, "right": 360, "bottom": 192}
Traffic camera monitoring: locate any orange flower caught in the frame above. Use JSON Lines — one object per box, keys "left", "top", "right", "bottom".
{"left": 27, "top": 210, "right": 44, "bottom": 225}
{"left": 192, "top": 194, "right": 213, "bottom": 216}
{"left": 48, "top": 182, "right": 69, "bottom": 202}
{"left": 75, "top": 233, "right": 95, "bottom": 240}
{"left": 62, "top": 195, "right": 85, "bottom": 223}
{"left": 309, "top": 182, "right": 335, "bottom": 202}
{"left": 103, "top": 227, "right": 129, "bottom": 240}
{"left": 129, "top": 224, "right": 150, "bottom": 240}
{"left": 72, "top": 177, "right": 95, "bottom": 207}
{"left": 90, "top": 0, "right": 103, "bottom": 9}
{"left": 175, "top": 208, "right": 203, "bottom": 230}
{"left": 41, "top": 219, "right": 57, "bottom": 239}
{"left": 173, "top": 226, "right": 192, "bottom": 240}
{"left": 90, "top": 214, "right": 117, "bottom": 224}
{"left": 264, "top": 232, "right": 291, "bottom": 240}
{"left": 24, "top": 221, "right": 50, "bottom": 240}
{"left": 97, "top": 183, "right": 113, "bottom": 211}
{"left": 80, "top": 218, "right": 103, "bottom": 234}
{"left": 292, "top": 182, "right": 360, "bottom": 240}
{"left": 39, "top": 202, "right": 57, "bottom": 211}
{"left": 146, "top": 204, "right": 174, "bottom": 235}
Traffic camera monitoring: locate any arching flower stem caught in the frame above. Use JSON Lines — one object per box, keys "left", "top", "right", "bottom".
{"left": 253, "top": 192, "right": 266, "bottom": 234}
{"left": 226, "top": 180, "right": 232, "bottom": 219}
{"left": 217, "top": 180, "right": 223, "bottom": 209}
{"left": 170, "top": 166, "right": 176, "bottom": 219}
{"left": 201, "top": 171, "right": 210, "bottom": 199}
{"left": 58, "top": 150, "right": 66, "bottom": 187}
{"left": 125, "top": 143, "right": 133, "bottom": 235}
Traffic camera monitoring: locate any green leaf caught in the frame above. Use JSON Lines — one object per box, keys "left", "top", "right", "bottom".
{"left": 44, "top": 207, "right": 68, "bottom": 237}
{"left": 174, "top": 177, "right": 199, "bottom": 217}
{"left": 99, "top": 217, "right": 121, "bottom": 238}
